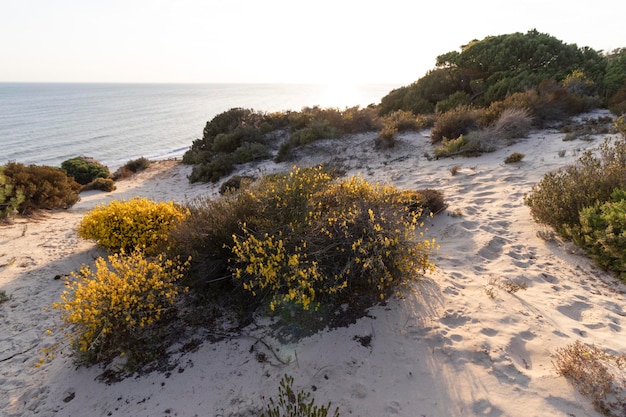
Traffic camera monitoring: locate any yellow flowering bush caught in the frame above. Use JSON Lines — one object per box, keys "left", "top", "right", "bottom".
{"left": 232, "top": 228, "right": 341, "bottom": 311}
{"left": 256, "top": 165, "right": 335, "bottom": 228}
{"left": 53, "top": 249, "right": 189, "bottom": 364}
{"left": 312, "top": 176, "right": 436, "bottom": 296}
{"left": 77, "top": 197, "right": 189, "bottom": 254}
{"left": 230, "top": 169, "right": 436, "bottom": 311}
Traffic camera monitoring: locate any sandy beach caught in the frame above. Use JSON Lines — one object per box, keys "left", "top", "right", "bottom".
{"left": 1, "top": 111, "right": 625, "bottom": 417}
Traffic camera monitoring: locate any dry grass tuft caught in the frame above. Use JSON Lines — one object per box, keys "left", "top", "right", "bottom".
{"left": 504, "top": 152, "right": 525, "bottom": 164}
{"left": 490, "top": 107, "right": 533, "bottom": 140}
{"left": 554, "top": 341, "right": 626, "bottom": 417}
{"left": 485, "top": 276, "right": 527, "bottom": 298}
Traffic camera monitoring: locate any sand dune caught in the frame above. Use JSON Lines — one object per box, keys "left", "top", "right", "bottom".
{"left": 1, "top": 111, "right": 625, "bottom": 417}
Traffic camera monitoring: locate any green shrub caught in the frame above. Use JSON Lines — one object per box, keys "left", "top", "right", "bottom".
{"left": 434, "top": 135, "right": 469, "bottom": 158}
{"left": 261, "top": 374, "right": 340, "bottom": 417}
{"left": 61, "top": 157, "right": 110, "bottom": 185}
{"left": 82, "top": 177, "right": 116, "bottom": 192}
{"left": 188, "top": 155, "right": 235, "bottom": 183}
{"left": 277, "top": 107, "right": 380, "bottom": 162}
{"left": 504, "top": 152, "right": 525, "bottom": 164}
{"left": 435, "top": 91, "right": 471, "bottom": 114}
{"left": 233, "top": 141, "right": 271, "bottom": 163}
{"left": 185, "top": 107, "right": 379, "bottom": 182}
{"left": 287, "top": 111, "right": 312, "bottom": 130}
{"left": 2, "top": 162, "right": 81, "bottom": 214}
{"left": 576, "top": 189, "right": 626, "bottom": 279}
{"left": 77, "top": 197, "right": 189, "bottom": 254}
{"left": 275, "top": 142, "right": 295, "bottom": 163}
{"left": 53, "top": 249, "right": 189, "bottom": 365}
{"left": 430, "top": 105, "right": 482, "bottom": 144}
{"left": 277, "top": 126, "right": 334, "bottom": 161}
{"left": 608, "top": 83, "right": 626, "bottom": 115}
{"left": 279, "top": 120, "right": 339, "bottom": 157}
{"left": 183, "top": 108, "right": 290, "bottom": 176}
{"left": 525, "top": 138, "right": 626, "bottom": 237}
{"left": 0, "top": 170, "right": 25, "bottom": 219}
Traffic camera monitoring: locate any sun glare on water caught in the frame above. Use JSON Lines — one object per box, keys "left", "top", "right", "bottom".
{"left": 318, "top": 83, "right": 363, "bottom": 108}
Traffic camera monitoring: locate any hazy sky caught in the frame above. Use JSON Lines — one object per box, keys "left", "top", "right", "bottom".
{"left": 1, "top": 0, "right": 623, "bottom": 85}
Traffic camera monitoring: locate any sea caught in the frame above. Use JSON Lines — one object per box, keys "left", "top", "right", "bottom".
{"left": 0, "top": 83, "right": 401, "bottom": 170}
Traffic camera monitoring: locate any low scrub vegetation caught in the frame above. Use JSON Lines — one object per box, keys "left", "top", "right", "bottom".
{"left": 487, "top": 107, "right": 533, "bottom": 140}
{"left": 52, "top": 165, "right": 441, "bottom": 369}
{"left": 275, "top": 106, "right": 379, "bottom": 161}
{"left": 81, "top": 177, "right": 116, "bottom": 192}
{"left": 1, "top": 162, "right": 81, "bottom": 215}
{"left": 183, "top": 107, "right": 383, "bottom": 182}
{"left": 113, "top": 157, "right": 151, "bottom": 180}
{"left": 183, "top": 108, "right": 290, "bottom": 182}
{"left": 61, "top": 156, "right": 110, "bottom": 185}
{"left": 525, "top": 120, "right": 626, "bottom": 279}
{"left": 374, "top": 110, "right": 433, "bottom": 149}
{"left": 432, "top": 105, "right": 533, "bottom": 157}
{"left": 430, "top": 105, "right": 481, "bottom": 144}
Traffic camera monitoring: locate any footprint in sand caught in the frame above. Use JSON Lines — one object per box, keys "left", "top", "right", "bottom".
{"left": 556, "top": 301, "right": 592, "bottom": 321}
{"left": 506, "top": 331, "right": 536, "bottom": 370}
{"left": 481, "top": 328, "right": 499, "bottom": 337}
{"left": 477, "top": 236, "right": 510, "bottom": 260}
{"left": 506, "top": 244, "right": 537, "bottom": 268}
{"left": 440, "top": 309, "right": 471, "bottom": 328}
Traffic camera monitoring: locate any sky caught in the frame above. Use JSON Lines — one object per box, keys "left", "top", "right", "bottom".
{"left": 1, "top": 0, "right": 624, "bottom": 85}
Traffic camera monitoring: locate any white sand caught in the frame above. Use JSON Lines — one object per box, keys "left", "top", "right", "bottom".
{"left": 1, "top": 111, "right": 625, "bottom": 417}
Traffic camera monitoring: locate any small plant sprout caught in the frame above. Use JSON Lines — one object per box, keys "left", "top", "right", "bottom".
{"left": 261, "top": 374, "right": 340, "bottom": 417}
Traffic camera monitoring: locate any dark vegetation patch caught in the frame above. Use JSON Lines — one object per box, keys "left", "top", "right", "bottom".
{"left": 525, "top": 117, "right": 626, "bottom": 280}
{"left": 61, "top": 156, "right": 110, "bottom": 185}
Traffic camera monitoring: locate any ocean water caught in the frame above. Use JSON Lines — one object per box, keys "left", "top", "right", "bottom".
{"left": 0, "top": 83, "right": 400, "bottom": 169}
